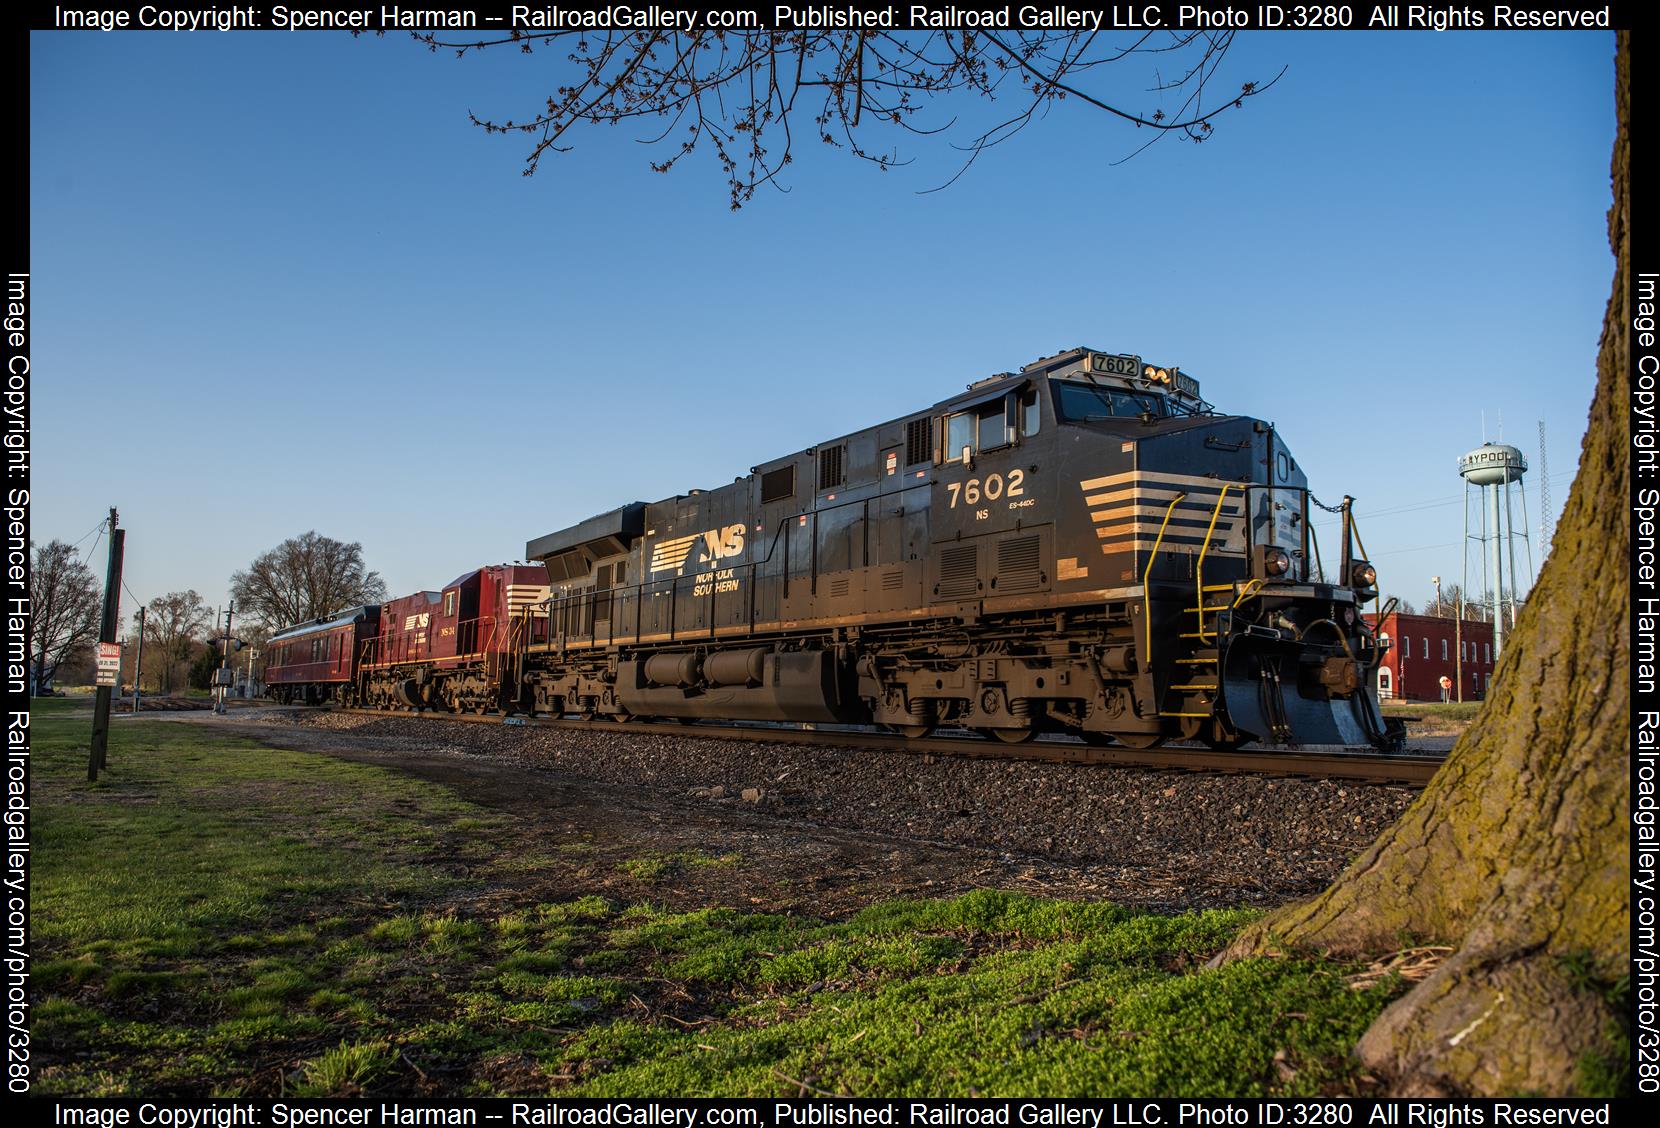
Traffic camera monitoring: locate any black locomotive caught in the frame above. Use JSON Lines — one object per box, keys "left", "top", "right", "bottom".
{"left": 514, "top": 347, "right": 1403, "bottom": 751}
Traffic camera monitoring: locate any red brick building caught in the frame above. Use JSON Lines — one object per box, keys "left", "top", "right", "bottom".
{"left": 1368, "top": 611, "right": 1498, "bottom": 702}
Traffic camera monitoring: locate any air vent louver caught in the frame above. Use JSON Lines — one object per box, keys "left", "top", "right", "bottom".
{"left": 995, "top": 535, "right": 1043, "bottom": 593}
{"left": 936, "top": 544, "right": 980, "bottom": 600}
{"left": 817, "top": 446, "right": 845, "bottom": 491}
{"left": 905, "top": 418, "right": 933, "bottom": 466}
{"left": 761, "top": 465, "right": 795, "bottom": 504}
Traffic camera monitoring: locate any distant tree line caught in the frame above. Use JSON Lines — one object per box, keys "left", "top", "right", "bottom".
{"left": 33, "top": 530, "right": 383, "bottom": 695}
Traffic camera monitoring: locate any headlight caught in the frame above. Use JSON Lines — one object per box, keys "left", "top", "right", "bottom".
{"left": 1350, "top": 560, "right": 1378, "bottom": 588}
{"left": 1263, "top": 547, "right": 1291, "bottom": 577}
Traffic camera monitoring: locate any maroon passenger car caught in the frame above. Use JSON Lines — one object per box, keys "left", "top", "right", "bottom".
{"left": 263, "top": 605, "right": 380, "bottom": 705}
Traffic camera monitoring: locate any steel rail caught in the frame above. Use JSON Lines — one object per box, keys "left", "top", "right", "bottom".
{"left": 332, "top": 708, "right": 1443, "bottom": 785}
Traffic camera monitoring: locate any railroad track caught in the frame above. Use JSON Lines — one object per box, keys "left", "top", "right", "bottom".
{"left": 333, "top": 708, "right": 1444, "bottom": 785}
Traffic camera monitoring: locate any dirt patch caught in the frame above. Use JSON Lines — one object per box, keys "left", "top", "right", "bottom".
{"left": 189, "top": 709, "right": 1420, "bottom": 916}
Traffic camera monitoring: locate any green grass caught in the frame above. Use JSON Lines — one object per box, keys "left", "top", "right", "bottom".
{"left": 29, "top": 705, "right": 1411, "bottom": 1097}
{"left": 1381, "top": 701, "right": 1482, "bottom": 721}
{"left": 619, "top": 850, "right": 742, "bottom": 881}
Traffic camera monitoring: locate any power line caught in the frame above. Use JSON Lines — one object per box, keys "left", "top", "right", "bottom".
{"left": 82, "top": 525, "right": 105, "bottom": 568}
{"left": 1369, "top": 541, "right": 1460, "bottom": 557}
{"left": 67, "top": 518, "right": 106, "bottom": 553}
{"left": 1311, "top": 469, "right": 1578, "bottom": 529}
{"left": 72, "top": 517, "right": 109, "bottom": 567}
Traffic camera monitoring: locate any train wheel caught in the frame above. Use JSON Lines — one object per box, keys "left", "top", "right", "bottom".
{"left": 1112, "top": 731, "right": 1166, "bottom": 750}
{"left": 986, "top": 728, "right": 1036, "bottom": 745}
{"left": 1080, "top": 732, "right": 1116, "bottom": 747}
{"left": 886, "top": 724, "right": 935, "bottom": 740}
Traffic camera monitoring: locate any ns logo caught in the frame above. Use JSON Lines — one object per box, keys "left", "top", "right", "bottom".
{"left": 650, "top": 523, "right": 747, "bottom": 574}
{"left": 701, "top": 524, "right": 746, "bottom": 562}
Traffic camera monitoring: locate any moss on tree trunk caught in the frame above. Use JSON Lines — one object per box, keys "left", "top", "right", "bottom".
{"left": 1219, "top": 34, "right": 1630, "bottom": 1097}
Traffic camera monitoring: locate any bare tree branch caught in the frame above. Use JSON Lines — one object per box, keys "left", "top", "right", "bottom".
{"left": 139, "top": 591, "right": 211, "bottom": 694}
{"left": 396, "top": 29, "right": 1277, "bottom": 209}
{"left": 230, "top": 532, "right": 387, "bottom": 631}
{"left": 29, "top": 541, "right": 101, "bottom": 690}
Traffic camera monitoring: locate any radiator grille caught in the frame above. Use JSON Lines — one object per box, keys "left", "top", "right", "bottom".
{"left": 761, "top": 465, "right": 795, "bottom": 503}
{"left": 817, "top": 446, "right": 845, "bottom": 491}
{"left": 881, "top": 569, "right": 904, "bottom": 591}
{"left": 936, "top": 544, "right": 980, "bottom": 600}
{"left": 829, "top": 576, "right": 851, "bottom": 598}
{"left": 594, "top": 564, "right": 613, "bottom": 620}
{"left": 905, "top": 418, "right": 933, "bottom": 466}
{"left": 995, "top": 535, "right": 1043, "bottom": 593}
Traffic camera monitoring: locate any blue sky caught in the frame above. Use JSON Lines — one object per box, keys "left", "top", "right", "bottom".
{"left": 29, "top": 29, "right": 1616, "bottom": 627}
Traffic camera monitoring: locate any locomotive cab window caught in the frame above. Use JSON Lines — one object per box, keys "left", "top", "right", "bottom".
{"left": 444, "top": 590, "right": 456, "bottom": 617}
{"left": 946, "top": 401, "right": 1010, "bottom": 462}
{"left": 1052, "top": 380, "right": 1169, "bottom": 423}
{"left": 946, "top": 411, "right": 974, "bottom": 462}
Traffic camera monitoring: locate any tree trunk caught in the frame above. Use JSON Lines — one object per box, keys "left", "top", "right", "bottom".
{"left": 1219, "top": 34, "right": 1630, "bottom": 1096}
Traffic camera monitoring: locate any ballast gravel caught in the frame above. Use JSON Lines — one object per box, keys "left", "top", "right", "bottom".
{"left": 268, "top": 709, "right": 1418, "bottom": 911}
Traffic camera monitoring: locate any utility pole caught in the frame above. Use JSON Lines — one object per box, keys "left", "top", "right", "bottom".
{"left": 132, "top": 606, "right": 145, "bottom": 714}
{"left": 1455, "top": 590, "right": 1464, "bottom": 704}
{"left": 214, "top": 600, "right": 235, "bottom": 715}
{"left": 87, "top": 508, "right": 125, "bottom": 781}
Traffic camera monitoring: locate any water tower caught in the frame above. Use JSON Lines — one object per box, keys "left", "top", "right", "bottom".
{"left": 1459, "top": 442, "right": 1533, "bottom": 661}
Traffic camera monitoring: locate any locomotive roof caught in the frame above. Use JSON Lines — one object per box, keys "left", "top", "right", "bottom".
{"left": 526, "top": 503, "right": 648, "bottom": 565}
{"left": 435, "top": 563, "right": 545, "bottom": 590}
{"left": 525, "top": 346, "right": 1210, "bottom": 563}
{"left": 268, "top": 604, "right": 375, "bottom": 642}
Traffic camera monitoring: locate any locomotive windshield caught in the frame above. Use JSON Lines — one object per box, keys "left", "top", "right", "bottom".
{"left": 1051, "top": 380, "right": 1170, "bottom": 422}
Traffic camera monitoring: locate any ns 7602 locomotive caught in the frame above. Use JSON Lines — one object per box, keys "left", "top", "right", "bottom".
{"left": 268, "top": 347, "right": 1402, "bottom": 751}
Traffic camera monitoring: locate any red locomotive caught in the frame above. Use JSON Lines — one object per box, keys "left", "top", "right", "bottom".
{"left": 357, "top": 564, "right": 548, "bottom": 712}
{"left": 263, "top": 564, "right": 548, "bottom": 710}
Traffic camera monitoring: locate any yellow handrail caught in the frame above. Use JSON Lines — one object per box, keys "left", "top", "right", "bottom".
{"left": 1143, "top": 492, "right": 1188, "bottom": 667}
{"left": 1194, "top": 484, "right": 1238, "bottom": 642}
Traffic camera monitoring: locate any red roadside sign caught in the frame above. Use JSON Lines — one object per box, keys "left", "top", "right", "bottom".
{"left": 96, "top": 641, "right": 121, "bottom": 687}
